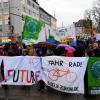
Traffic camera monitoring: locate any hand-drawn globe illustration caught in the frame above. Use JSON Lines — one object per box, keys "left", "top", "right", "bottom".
{"left": 91, "top": 61, "right": 100, "bottom": 79}
{"left": 26, "top": 19, "right": 38, "bottom": 34}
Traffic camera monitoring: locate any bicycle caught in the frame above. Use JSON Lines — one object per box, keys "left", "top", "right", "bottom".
{"left": 48, "top": 68, "right": 77, "bottom": 83}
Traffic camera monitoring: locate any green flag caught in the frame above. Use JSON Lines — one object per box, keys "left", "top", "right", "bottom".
{"left": 22, "top": 16, "right": 43, "bottom": 40}
{"left": 88, "top": 57, "right": 100, "bottom": 95}
{"left": 48, "top": 29, "right": 55, "bottom": 40}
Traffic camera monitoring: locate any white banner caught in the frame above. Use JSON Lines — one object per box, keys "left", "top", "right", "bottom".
{"left": 0, "top": 56, "right": 3, "bottom": 86}
{"left": 0, "top": 56, "right": 3, "bottom": 66}
{"left": 2, "top": 56, "right": 41, "bottom": 85}
{"left": 42, "top": 56, "right": 88, "bottom": 94}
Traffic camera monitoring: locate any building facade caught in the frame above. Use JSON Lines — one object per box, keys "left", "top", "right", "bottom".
{"left": 74, "top": 19, "right": 92, "bottom": 40}
{"left": 39, "top": 7, "right": 57, "bottom": 33}
{"left": 51, "top": 15, "right": 57, "bottom": 33}
{"left": 39, "top": 7, "right": 51, "bottom": 26}
{"left": 0, "top": 0, "right": 39, "bottom": 42}
{"left": 0, "top": 0, "right": 57, "bottom": 43}
{"left": 0, "top": 0, "right": 10, "bottom": 34}
{"left": 10, "top": 0, "right": 39, "bottom": 37}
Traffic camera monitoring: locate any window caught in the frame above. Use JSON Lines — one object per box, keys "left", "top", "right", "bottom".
{"left": 37, "top": 14, "right": 39, "bottom": 17}
{"left": 0, "top": 3, "right": 1, "bottom": 8}
{"left": 29, "top": 10, "right": 31, "bottom": 15}
{"left": 27, "top": 0, "right": 31, "bottom": 6}
{"left": 36, "top": 6, "right": 39, "bottom": 10}
{"left": 23, "top": 6, "right": 26, "bottom": 12}
{"left": 0, "top": 25, "right": 2, "bottom": 31}
{"left": 3, "top": 2, "right": 9, "bottom": 8}
{"left": 3, "top": 8, "right": 9, "bottom": 14}
{"left": 22, "top": 15, "right": 26, "bottom": 21}
{"left": 0, "top": 20, "right": 2, "bottom": 24}
{"left": 32, "top": 3, "right": 34, "bottom": 8}
{"left": 41, "top": 14, "right": 44, "bottom": 19}
{"left": 5, "top": 19, "right": 9, "bottom": 24}
{"left": 0, "top": 9, "right": 2, "bottom": 13}
{"left": 34, "top": 5, "right": 39, "bottom": 10}
{"left": 22, "top": 0, "right": 25, "bottom": 2}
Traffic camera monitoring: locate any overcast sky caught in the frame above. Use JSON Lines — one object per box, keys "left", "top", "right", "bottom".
{"left": 38, "top": 0, "right": 94, "bottom": 27}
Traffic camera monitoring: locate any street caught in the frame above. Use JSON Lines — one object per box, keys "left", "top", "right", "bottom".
{"left": 0, "top": 85, "right": 100, "bottom": 100}
{"left": 0, "top": 0, "right": 100, "bottom": 99}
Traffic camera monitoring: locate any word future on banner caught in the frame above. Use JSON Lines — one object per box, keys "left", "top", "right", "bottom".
{"left": 2, "top": 56, "right": 41, "bottom": 85}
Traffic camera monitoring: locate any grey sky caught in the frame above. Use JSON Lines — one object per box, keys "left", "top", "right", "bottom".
{"left": 38, "top": 0, "right": 94, "bottom": 27}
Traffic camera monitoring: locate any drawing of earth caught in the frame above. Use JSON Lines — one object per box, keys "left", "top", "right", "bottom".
{"left": 26, "top": 20, "right": 38, "bottom": 34}
{"left": 91, "top": 61, "right": 100, "bottom": 79}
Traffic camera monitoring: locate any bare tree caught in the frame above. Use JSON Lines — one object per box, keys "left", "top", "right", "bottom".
{"left": 84, "top": 9, "right": 92, "bottom": 20}
{"left": 91, "top": 0, "right": 100, "bottom": 27}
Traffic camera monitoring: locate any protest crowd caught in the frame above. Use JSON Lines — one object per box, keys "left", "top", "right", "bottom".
{"left": 0, "top": 37, "right": 100, "bottom": 94}
{"left": 0, "top": 38, "right": 100, "bottom": 57}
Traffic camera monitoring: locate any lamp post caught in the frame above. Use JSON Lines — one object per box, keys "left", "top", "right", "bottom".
{"left": 8, "top": 0, "right": 14, "bottom": 35}
{"left": 8, "top": 0, "right": 10, "bottom": 25}
{"left": 8, "top": 0, "right": 23, "bottom": 42}
{"left": 1, "top": 0, "right": 5, "bottom": 35}
{"left": 8, "top": 0, "right": 22, "bottom": 36}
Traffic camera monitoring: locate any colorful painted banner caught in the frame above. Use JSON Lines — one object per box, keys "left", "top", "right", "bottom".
{"left": 22, "top": 16, "right": 43, "bottom": 40}
{"left": 1, "top": 56, "right": 97, "bottom": 95}
{"left": 0, "top": 56, "right": 3, "bottom": 86}
{"left": 22, "top": 16, "right": 57, "bottom": 45}
{"left": 88, "top": 57, "right": 100, "bottom": 94}
{"left": 0, "top": 56, "right": 3, "bottom": 66}
{"left": 22, "top": 16, "right": 44, "bottom": 45}
{"left": 42, "top": 56, "right": 88, "bottom": 94}
{"left": 56, "top": 24, "right": 76, "bottom": 43}
{"left": 1, "top": 56, "right": 41, "bottom": 85}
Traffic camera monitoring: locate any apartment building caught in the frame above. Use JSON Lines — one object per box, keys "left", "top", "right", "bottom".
{"left": 39, "top": 7, "right": 57, "bottom": 33}
{"left": 0, "top": 0, "right": 39, "bottom": 41}
{"left": 74, "top": 19, "right": 92, "bottom": 39}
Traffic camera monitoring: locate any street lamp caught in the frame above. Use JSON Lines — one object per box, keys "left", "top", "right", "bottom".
{"left": 1, "top": 0, "right": 5, "bottom": 34}
{"left": 8, "top": 0, "right": 23, "bottom": 36}
{"left": 8, "top": 0, "right": 25, "bottom": 42}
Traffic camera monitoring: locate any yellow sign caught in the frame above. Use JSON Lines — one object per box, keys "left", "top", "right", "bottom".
{"left": 0, "top": 37, "right": 11, "bottom": 43}
{"left": 60, "top": 37, "right": 74, "bottom": 43}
